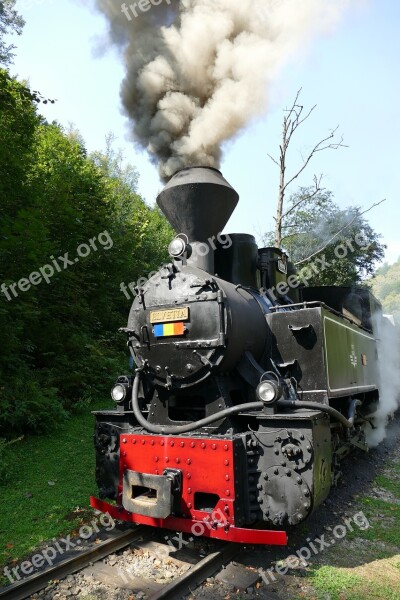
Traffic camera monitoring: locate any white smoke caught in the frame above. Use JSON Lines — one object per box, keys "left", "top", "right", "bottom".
{"left": 94, "top": 0, "right": 350, "bottom": 180}
{"left": 367, "top": 314, "right": 400, "bottom": 447}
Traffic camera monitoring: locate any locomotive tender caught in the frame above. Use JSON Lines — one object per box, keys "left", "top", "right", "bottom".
{"left": 91, "top": 167, "right": 382, "bottom": 545}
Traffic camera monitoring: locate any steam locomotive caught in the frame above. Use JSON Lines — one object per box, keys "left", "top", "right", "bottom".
{"left": 91, "top": 167, "right": 382, "bottom": 545}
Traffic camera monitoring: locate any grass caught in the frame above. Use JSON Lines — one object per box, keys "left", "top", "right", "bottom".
{"left": 0, "top": 398, "right": 110, "bottom": 580}
{"left": 309, "top": 561, "right": 400, "bottom": 600}
{"left": 303, "top": 454, "right": 400, "bottom": 599}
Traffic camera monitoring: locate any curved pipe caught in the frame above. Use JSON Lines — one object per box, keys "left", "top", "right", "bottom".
{"left": 277, "top": 399, "right": 360, "bottom": 429}
{"left": 132, "top": 372, "right": 263, "bottom": 434}
{"left": 347, "top": 398, "right": 362, "bottom": 426}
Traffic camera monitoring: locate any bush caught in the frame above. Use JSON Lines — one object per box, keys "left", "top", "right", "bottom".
{"left": 0, "top": 378, "right": 67, "bottom": 436}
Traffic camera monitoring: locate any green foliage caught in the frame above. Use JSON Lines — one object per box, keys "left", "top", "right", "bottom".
{"left": 0, "top": 0, "right": 24, "bottom": 66}
{"left": 264, "top": 187, "right": 386, "bottom": 286}
{"left": 370, "top": 258, "right": 400, "bottom": 322}
{"left": 0, "top": 72, "right": 172, "bottom": 435}
{"left": 0, "top": 378, "right": 66, "bottom": 435}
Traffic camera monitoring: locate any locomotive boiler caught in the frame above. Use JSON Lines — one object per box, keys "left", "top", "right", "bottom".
{"left": 91, "top": 167, "right": 382, "bottom": 545}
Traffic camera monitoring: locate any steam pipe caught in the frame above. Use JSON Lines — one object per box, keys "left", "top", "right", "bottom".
{"left": 131, "top": 372, "right": 263, "bottom": 434}
{"left": 347, "top": 398, "right": 362, "bottom": 426}
{"left": 277, "top": 399, "right": 360, "bottom": 429}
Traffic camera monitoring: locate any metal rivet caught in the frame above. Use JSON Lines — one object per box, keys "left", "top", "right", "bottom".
{"left": 225, "top": 490, "right": 230, "bottom": 496}
{"left": 187, "top": 459, "right": 191, "bottom": 465}
{"left": 188, "top": 503, "right": 192, "bottom": 509}
{"left": 154, "top": 457, "right": 159, "bottom": 462}
{"left": 187, "top": 473, "right": 191, "bottom": 479}
{"left": 141, "top": 439, "right": 145, "bottom": 445}
{"left": 150, "top": 440, "right": 155, "bottom": 446}
{"left": 170, "top": 441, "right": 174, "bottom": 447}
{"left": 175, "top": 458, "right": 180, "bottom": 464}
{"left": 160, "top": 440, "right": 165, "bottom": 446}
{"left": 132, "top": 439, "right": 136, "bottom": 445}
{"left": 122, "top": 438, "right": 127, "bottom": 444}
{"left": 212, "top": 443, "right": 217, "bottom": 450}
{"left": 165, "top": 457, "right": 169, "bottom": 463}
{"left": 225, "top": 475, "right": 230, "bottom": 481}
{"left": 224, "top": 445, "right": 229, "bottom": 451}
{"left": 187, "top": 488, "right": 192, "bottom": 494}
{"left": 180, "top": 442, "right": 185, "bottom": 447}
{"left": 224, "top": 460, "right": 229, "bottom": 466}
{"left": 201, "top": 442, "right": 206, "bottom": 449}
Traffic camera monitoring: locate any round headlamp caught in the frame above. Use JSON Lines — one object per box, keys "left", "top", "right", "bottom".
{"left": 168, "top": 237, "right": 186, "bottom": 258}
{"left": 256, "top": 380, "right": 281, "bottom": 405}
{"left": 111, "top": 383, "right": 126, "bottom": 403}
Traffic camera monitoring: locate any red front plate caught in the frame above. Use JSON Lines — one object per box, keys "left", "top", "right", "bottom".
{"left": 91, "top": 433, "right": 287, "bottom": 545}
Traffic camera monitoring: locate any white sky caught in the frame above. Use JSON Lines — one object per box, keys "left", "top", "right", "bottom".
{"left": 8, "top": 0, "right": 400, "bottom": 265}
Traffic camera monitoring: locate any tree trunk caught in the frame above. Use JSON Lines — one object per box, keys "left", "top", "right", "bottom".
{"left": 275, "top": 117, "right": 287, "bottom": 248}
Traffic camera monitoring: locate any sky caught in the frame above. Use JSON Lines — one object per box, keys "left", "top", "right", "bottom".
{"left": 7, "top": 0, "right": 400, "bottom": 265}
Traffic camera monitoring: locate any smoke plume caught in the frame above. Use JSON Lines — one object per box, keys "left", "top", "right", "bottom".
{"left": 367, "top": 314, "right": 400, "bottom": 447}
{"left": 95, "top": 0, "right": 349, "bottom": 180}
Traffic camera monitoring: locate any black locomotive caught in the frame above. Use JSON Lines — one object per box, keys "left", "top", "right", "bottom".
{"left": 92, "top": 167, "right": 382, "bottom": 545}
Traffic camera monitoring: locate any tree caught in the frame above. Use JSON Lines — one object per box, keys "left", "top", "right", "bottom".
{"left": 267, "top": 89, "right": 346, "bottom": 248}
{"left": 370, "top": 258, "right": 400, "bottom": 322}
{"left": 263, "top": 188, "right": 386, "bottom": 286}
{"left": 0, "top": 0, "right": 24, "bottom": 66}
{"left": 0, "top": 73, "right": 173, "bottom": 435}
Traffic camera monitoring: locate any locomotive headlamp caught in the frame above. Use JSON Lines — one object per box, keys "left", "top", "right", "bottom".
{"left": 168, "top": 236, "right": 187, "bottom": 258}
{"left": 111, "top": 383, "right": 126, "bottom": 403}
{"left": 257, "top": 380, "right": 281, "bottom": 405}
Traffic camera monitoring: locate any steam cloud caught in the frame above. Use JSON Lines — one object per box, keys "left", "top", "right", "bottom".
{"left": 94, "top": 0, "right": 350, "bottom": 180}
{"left": 367, "top": 315, "right": 400, "bottom": 447}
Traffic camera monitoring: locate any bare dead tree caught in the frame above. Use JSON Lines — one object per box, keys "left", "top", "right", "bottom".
{"left": 268, "top": 89, "right": 347, "bottom": 248}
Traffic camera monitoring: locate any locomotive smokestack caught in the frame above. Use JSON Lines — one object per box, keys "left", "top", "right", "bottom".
{"left": 157, "top": 166, "right": 238, "bottom": 242}
{"left": 157, "top": 166, "right": 238, "bottom": 273}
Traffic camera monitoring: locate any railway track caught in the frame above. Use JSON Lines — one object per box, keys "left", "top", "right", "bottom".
{"left": 0, "top": 526, "right": 241, "bottom": 600}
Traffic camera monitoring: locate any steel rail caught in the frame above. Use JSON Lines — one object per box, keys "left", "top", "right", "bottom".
{"left": 0, "top": 527, "right": 147, "bottom": 600}
{"left": 148, "top": 543, "right": 240, "bottom": 600}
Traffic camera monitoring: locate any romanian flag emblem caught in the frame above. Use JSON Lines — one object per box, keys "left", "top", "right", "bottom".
{"left": 153, "top": 322, "right": 185, "bottom": 337}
